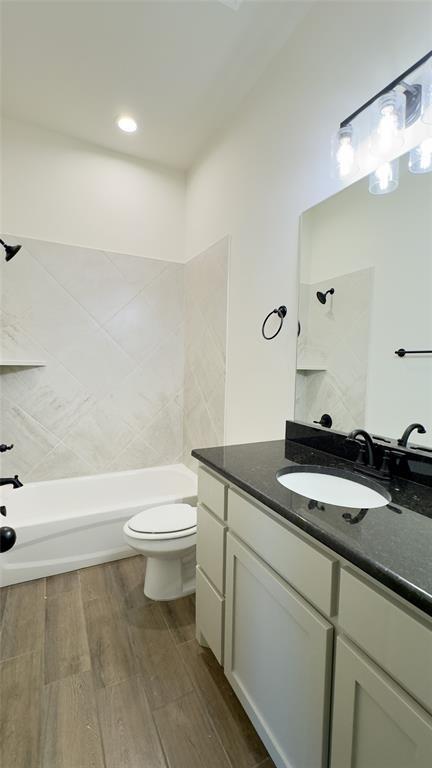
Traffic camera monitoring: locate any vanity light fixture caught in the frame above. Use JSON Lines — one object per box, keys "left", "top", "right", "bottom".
{"left": 332, "top": 125, "right": 356, "bottom": 179}
{"left": 409, "top": 137, "right": 432, "bottom": 174}
{"left": 117, "top": 115, "right": 138, "bottom": 133}
{"left": 333, "top": 49, "right": 432, "bottom": 191}
{"left": 421, "top": 58, "right": 432, "bottom": 124}
{"left": 369, "top": 158, "right": 399, "bottom": 195}
{"left": 370, "top": 90, "right": 406, "bottom": 157}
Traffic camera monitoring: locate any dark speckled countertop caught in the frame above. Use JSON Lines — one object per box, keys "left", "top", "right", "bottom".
{"left": 192, "top": 440, "right": 432, "bottom": 617}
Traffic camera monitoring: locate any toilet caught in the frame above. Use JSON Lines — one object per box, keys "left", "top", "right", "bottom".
{"left": 123, "top": 503, "right": 197, "bottom": 601}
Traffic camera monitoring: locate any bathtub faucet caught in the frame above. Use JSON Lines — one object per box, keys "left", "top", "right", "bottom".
{"left": 0, "top": 475, "right": 23, "bottom": 489}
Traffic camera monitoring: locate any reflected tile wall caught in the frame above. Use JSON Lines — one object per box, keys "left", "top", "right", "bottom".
{"left": 0, "top": 235, "right": 228, "bottom": 481}
{"left": 296, "top": 268, "right": 372, "bottom": 432}
{"left": 183, "top": 237, "right": 229, "bottom": 469}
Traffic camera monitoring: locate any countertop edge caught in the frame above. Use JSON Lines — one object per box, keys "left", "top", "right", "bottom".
{"left": 192, "top": 449, "right": 432, "bottom": 618}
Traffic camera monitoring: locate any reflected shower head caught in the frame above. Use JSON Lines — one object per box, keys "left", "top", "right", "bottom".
{"left": 316, "top": 288, "right": 335, "bottom": 305}
{"left": 0, "top": 239, "right": 22, "bottom": 262}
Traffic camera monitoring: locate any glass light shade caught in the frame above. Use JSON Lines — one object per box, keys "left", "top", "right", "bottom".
{"left": 421, "top": 61, "right": 432, "bottom": 125}
{"left": 369, "top": 158, "right": 399, "bottom": 195}
{"left": 332, "top": 124, "right": 356, "bottom": 180}
{"left": 409, "top": 137, "right": 432, "bottom": 173}
{"left": 370, "top": 90, "right": 406, "bottom": 157}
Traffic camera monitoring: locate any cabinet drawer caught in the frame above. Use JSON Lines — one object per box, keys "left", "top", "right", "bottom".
{"left": 198, "top": 467, "right": 226, "bottom": 521}
{"left": 196, "top": 566, "right": 224, "bottom": 664}
{"left": 228, "top": 488, "right": 337, "bottom": 616}
{"left": 339, "top": 568, "right": 432, "bottom": 714}
{"left": 197, "top": 505, "right": 225, "bottom": 594}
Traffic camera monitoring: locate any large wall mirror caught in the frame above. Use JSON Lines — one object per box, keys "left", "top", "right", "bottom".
{"left": 296, "top": 152, "right": 432, "bottom": 448}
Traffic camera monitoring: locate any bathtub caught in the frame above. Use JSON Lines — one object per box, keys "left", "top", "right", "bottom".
{"left": 0, "top": 464, "right": 197, "bottom": 587}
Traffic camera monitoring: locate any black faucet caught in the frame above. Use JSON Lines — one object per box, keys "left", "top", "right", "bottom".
{"left": 0, "top": 474, "right": 21, "bottom": 553}
{"left": 346, "top": 429, "right": 376, "bottom": 467}
{"left": 398, "top": 423, "right": 426, "bottom": 447}
{"left": 0, "top": 475, "right": 23, "bottom": 489}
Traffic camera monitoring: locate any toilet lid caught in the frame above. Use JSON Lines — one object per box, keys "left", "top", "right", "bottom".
{"left": 128, "top": 503, "right": 196, "bottom": 535}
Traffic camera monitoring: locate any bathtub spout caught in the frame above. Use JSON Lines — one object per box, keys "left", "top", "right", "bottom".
{"left": 0, "top": 475, "right": 24, "bottom": 489}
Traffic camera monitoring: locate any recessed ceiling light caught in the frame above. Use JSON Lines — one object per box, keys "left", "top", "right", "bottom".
{"left": 117, "top": 116, "right": 137, "bottom": 133}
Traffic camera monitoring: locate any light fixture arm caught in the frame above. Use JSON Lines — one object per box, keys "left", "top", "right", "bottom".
{"left": 340, "top": 49, "right": 432, "bottom": 128}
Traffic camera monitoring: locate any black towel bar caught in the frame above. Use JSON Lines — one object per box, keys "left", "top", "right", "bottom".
{"left": 395, "top": 348, "right": 432, "bottom": 357}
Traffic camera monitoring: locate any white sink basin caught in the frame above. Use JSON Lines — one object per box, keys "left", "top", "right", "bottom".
{"left": 277, "top": 467, "right": 390, "bottom": 509}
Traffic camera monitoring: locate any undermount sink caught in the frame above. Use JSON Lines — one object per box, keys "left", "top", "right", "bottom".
{"left": 277, "top": 466, "right": 391, "bottom": 509}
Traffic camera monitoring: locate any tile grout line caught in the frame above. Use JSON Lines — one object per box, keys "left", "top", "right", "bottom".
{"left": 24, "top": 241, "right": 139, "bottom": 366}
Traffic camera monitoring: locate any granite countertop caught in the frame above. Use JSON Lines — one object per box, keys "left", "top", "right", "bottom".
{"left": 192, "top": 439, "right": 432, "bottom": 617}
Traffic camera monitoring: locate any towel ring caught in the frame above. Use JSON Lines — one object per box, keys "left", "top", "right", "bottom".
{"left": 262, "top": 305, "right": 287, "bottom": 340}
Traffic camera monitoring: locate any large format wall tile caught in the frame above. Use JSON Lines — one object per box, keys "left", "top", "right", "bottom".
{"left": 106, "top": 250, "right": 168, "bottom": 290}
{"left": 27, "top": 443, "right": 94, "bottom": 482}
{"left": 1, "top": 235, "right": 228, "bottom": 481}
{"left": 104, "top": 264, "right": 184, "bottom": 363}
{"left": 63, "top": 400, "right": 137, "bottom": 471}
{"left": 183, "top": 237, "right": 228, "bottom": 468}
{"left": 23, "top": 238, "right": 143, "bottom": 324}
{"left": 1, "top": 242, "right": 136, "bottom": 395}
{"left": 0, "top": 398, "right": 59, "bottom": 477}
{"left": 105, "top": 328, "right": 184, "bottom": 434}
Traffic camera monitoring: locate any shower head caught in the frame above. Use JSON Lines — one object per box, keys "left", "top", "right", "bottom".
{"left": 316, "top": 288, "right": 335, "bottom": 305}
{"left": 0, "top": 239, "right": 22, "bottom": 262}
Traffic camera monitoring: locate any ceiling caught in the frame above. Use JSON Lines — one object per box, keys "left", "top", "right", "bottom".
{"left": 1, "top": 0, "right": 310, "bottom": 169}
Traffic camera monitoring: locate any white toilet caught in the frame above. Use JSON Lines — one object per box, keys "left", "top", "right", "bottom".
{"left": 123, "top": 503, "right": 197, "bottom": 601}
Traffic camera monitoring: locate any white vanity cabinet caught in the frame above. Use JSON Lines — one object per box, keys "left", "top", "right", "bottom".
{"left": 195, "top": 468, "right": 227, "bottom": 664}
{"left": 224, "top": 532, "right": 333, "bottom": 768}
{"left": 331, "top": 637, "right": 432, "bottom": 768}
{"left": 195, "top": 465, "right": 432, "bottom": 768}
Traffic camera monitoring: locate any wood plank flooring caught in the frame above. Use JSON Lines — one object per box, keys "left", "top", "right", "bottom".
{"left": 0, "top": 556, "right": 275, "bottom": 768}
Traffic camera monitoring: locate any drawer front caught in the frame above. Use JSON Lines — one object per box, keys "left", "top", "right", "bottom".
{"left": 198, "top": 467, "right": 226, "bottom": 521}
{"left": 196, "top": 505, "right": 226, "bottom": 594}
{"left": 196, "top": 566, "right": 224, "bottom": 664}
{"left": 228, "top": 488, "right": 337, "bottom": 616}
{"left": 339, "top": 568, "right": 432, "bottom": 714}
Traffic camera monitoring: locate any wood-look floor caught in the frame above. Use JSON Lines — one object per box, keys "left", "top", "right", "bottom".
{"left": 0, "top": 556, "right": 275, "bottom": 768}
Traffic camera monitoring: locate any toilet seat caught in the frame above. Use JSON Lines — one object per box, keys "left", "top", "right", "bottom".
{"left": 126, "top": 503, "right": 196, "bottom": 540}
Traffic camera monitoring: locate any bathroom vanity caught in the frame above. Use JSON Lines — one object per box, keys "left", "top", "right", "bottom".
{"left": 192, "top": 438, "right": 432, "bottom": 768}
{"left": 192, "top": 125, "right": 432, "bottom": 768}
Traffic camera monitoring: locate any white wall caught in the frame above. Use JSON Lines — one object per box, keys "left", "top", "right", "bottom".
{"left": 1, "top": 118, "right": 186, "bottom": 262}
{"left": 185, "top": 1, "right": 432, "bottom": 445}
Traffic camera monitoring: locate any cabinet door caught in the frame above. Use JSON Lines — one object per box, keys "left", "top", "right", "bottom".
{"left": 331, "top": 637, "right": 432, "bottom": 768}
{"left": 224, "top": 533, "right": 333, "bottom": 768}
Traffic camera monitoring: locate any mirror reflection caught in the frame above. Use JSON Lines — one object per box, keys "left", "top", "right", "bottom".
{"left": 296, "top": 153, "right": 432, "bottom": 447}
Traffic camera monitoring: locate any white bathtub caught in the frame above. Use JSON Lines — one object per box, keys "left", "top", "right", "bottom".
{"left": 0, "top": 464, "right": 197, "bottom": 587}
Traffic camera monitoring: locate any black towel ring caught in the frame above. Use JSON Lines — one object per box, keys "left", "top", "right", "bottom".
{"left": 262, "top": 306, "right": 287, "bottom": 340}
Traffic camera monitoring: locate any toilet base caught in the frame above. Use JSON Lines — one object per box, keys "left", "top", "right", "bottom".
{"left": 144, "top": 551, "right": 196, "bottom": 601}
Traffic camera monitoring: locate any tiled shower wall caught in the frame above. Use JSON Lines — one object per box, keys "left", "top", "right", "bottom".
{"left": 183, "top": 237, "right": 228, "bottom": 469}
{"left": 0, "top": 236, "right": 228, "bottom": 481}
